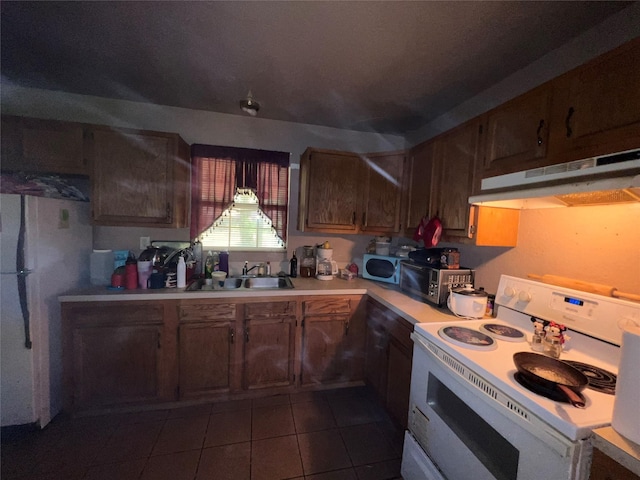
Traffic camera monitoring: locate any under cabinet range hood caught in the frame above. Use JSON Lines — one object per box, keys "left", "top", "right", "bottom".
{"left": 469, "top": 149, "right": 640, "bottom": 209}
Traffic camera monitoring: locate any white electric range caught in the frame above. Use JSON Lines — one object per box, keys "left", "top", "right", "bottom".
{"left": 402, "top": 275, "right": 639, "bottom": 480}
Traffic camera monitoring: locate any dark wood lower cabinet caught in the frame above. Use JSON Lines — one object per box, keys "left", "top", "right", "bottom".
{"left": 243, "top": 317, "right": 295, "bottom": 390}
{"left": 300, "top": 296, "right": 366, "bottom": 386}
{"left": 60, "top": 294, "right": 380, "bottom": 413}
{"left": 364, "top": 298, "right": 414, "bottom": 429}
{"left": 62, "top": 302, "right": 173, "bottom": 411}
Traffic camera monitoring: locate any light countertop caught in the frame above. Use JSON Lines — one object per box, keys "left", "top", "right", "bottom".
{"left": 592, "top": 427, "right": 640, "bottom": 476}
{"left": 59, "top": 276, "right": 457, "bottom": 325}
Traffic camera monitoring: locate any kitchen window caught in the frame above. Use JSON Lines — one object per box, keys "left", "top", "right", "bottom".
{"left": 190, "top": 144, "right": 290, "bottom": 251}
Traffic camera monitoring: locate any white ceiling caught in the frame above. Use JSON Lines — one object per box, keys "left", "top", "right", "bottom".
{"left": 0, "top": 1, "right": 634, "bottom": 135}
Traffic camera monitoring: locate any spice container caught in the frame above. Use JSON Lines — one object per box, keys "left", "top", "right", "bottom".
{"left": 485, "top": 294, "right": 496, "bottom": 317}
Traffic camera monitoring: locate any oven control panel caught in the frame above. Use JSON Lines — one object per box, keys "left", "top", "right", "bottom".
{"left": 496, "top": 275, "right": 639, "bottom": 346}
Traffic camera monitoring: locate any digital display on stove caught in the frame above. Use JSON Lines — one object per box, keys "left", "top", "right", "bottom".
{"left": 564, "top": 297, "right": 584, "bottom": 306}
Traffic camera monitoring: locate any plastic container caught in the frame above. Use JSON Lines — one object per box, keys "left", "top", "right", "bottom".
{"left": 375, "top": 242, "right": 390, "bottom": 256}
{"left": 137, "top": 260, "right": 153, "bottom": 289}
{"left": 90, "top": 250, "right": 115, "bottom": 286}
{"left": 177, "top": 256, "right": 186, "bottom": 288}
{"left": 125, "top": 262, "right": 138, "bottom": 290}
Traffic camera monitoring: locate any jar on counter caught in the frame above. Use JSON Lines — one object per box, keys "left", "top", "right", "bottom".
{"left": 300, "top": 245, "right": 316, "bottom": 278}
{"left": 543, "top": 336, "right": 563, "bottom": 359}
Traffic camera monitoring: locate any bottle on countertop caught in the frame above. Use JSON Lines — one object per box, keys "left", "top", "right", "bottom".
{"left": 266, "top": 261, "right": 271, "bottom": 276}
{"left": 204, "top": 251, "right": 214, "bottom": 279}
{"left": 219, "top": 251, "right": 229, "bottom": 274}
{"left": 191, "top": 240, "right": 203, "bottom": 275}
{"left": 290, "top": 252, "right": 298, "bottom": 278}
{"left": 177, "top": 255, "right": 186, "bottom": 288}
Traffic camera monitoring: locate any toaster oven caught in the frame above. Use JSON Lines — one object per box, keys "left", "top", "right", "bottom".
{"left": 399, "top": 260, "right": 474, "bottom": 307}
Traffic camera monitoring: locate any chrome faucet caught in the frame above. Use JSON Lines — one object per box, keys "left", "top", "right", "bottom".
{"left": 242, "top": 261, "right": 265, "bottom": 276}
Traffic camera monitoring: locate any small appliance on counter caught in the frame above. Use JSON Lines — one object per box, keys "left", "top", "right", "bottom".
{"left": 408, "top": 247, "right": 460, "bottom": 269}
{"left": 362, "top": 253, "right": 401, "bottom": 284}
{"left": 447, "top": 284, "right": 488, "bottom": 318}
{"left": 399, "top": 260, "right": 474, "bottom": 307}
{"left": 316, "top": 243, "right": 338, "bottom": 280}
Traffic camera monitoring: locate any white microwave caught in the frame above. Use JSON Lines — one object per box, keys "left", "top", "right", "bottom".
{"left": 362, "top": 254, "right": 401, "bottom": 285}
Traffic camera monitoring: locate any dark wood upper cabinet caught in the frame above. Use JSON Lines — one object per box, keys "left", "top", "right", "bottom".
{"left": 547, "top": 37, "right": 640, "bottom": 164}
{"left": 482, "top": 84, "right": 552, "bottom": 177}
{"left": 298, "top": 148, "right": 404, "bottom": 234}
{"left": 88, "top": 126, "right": 189, "bottom": 228}
{"left": 1, "top": 115, "right": 88, "bottom": 175}
{"left": 431, "top": 118, "right": 483, "bottom": 238}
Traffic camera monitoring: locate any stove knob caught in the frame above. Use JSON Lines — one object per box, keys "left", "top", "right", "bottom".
{"left": 518, "top": 291, "right": 532, "bottom": 303}
{"left": 504, "top": 286, "right": 516, "bottom": 298}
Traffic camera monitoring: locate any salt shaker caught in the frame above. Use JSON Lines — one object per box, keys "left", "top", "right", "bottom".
{"left": 531, "top": 329, "right": 545, "bottom": 352}
{"left": 543, "top": 336, "right": 563, "bottom": 359}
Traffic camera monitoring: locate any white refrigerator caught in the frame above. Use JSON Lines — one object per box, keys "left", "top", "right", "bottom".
{"left": 1, "top": 194, "right": 92, "bottom": 428}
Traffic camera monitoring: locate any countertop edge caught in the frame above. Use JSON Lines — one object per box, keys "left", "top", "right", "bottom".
{"left": 592, "top": 426, "right": 640, "bottom": 476}
{"left": 58, "top": 277, "right": 457, "bottom": 325}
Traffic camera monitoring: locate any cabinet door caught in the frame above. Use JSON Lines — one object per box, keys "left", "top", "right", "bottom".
{"left": 590, "top": 448, "right": 640, "bottom": 480}
{"left": 483, "top": 85, "right": 552, "bottom": 176}
{"left": 386, "top": 338, "right": 412, "bottom": 429}
{"left": 1, "top": 115, "right": 87, "bottom": 174}
{"left": 403, "top": 141, "right": 435, "bottom": 237}
{"left": 361, "top": 152, "right": 405, "bottom": 233}
{"left": 178, "top": 302, "right": 239, "bottom": 397}
{"left": 73, "top": 323, "right": 163, "bottom": 408}
{"left": 364, "top": 316, "right": 388, "bottom": 399}
{"left": 178, "top": 322, "right": 234, "bottom": 398}
{"left": 549, "top": 38, "right": 640, "bottom": 162}
{"left": 301, "top": 315, "right": 350, "bottom": 385}
{"left": 90, "top": 127, "right": 188, "bottom": 227}
{"left": 243, "top": 317, "right": 295, "bottom": 390}
{"left": 431, "top": 119, "right": 482, "bottom": 237}
{"left": 299, "top": 149, "right": 363, "bottom": 233}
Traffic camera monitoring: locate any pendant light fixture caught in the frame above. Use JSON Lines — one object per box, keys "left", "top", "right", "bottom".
{"left": 240, "top": 90, "right": 260, "bottom": 116}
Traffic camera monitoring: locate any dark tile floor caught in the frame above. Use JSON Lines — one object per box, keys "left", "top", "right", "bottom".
{"left": 1, "top": 386, "right": 404, "bottom": 480}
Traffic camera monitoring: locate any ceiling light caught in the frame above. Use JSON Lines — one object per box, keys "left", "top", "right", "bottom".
{"left": 240, "top": 90, "right": 260, "bottom": 116}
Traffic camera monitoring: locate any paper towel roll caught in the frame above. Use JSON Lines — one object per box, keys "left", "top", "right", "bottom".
{"left": 612, "top": 320, "right": 640, "bottom": 445}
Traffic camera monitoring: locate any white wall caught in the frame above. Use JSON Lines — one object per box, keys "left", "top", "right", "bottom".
{"left": 1, "top": 85, "right": 405, "bottom": 270}
{"left": 434, "top": 204, "right": 640, "bottom": 296}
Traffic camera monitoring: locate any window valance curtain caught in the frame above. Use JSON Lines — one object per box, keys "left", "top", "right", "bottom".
{"left": 190, "top": 144, "right": 290, "bottom": 242}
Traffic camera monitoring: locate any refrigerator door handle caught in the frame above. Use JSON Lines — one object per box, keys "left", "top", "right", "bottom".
{"left": 16, "top": 195, "right": 33, "bottom": 350}
{"left": 0, "top": 269, "right": 33, "bottom": 276}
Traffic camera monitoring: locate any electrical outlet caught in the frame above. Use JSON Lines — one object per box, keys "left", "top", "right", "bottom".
{"left": 58, "top": 208, "right": 70, "bottom": 229}
{"left": 140, "top": 236, "right": 151, "bottom": 250}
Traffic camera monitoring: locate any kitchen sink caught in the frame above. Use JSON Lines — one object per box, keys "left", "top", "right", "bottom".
{"left": 185, "top": 276, "right": 293, "bottom": 291}
{"left": 243, "top": 276, "right": 294, "bottom": 289}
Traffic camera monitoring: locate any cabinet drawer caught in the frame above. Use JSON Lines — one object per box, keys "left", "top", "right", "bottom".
{"left": 245, "top": 301, "right": 297, "bottom": 319}
{"left": 179, "top": 303, "right": 236, "bottom": 322}
{"left": 71, "top": 303, "right": 163, "bottom": 327}
{"left": 304, "top": 298, "right": 351, "bottom": 316}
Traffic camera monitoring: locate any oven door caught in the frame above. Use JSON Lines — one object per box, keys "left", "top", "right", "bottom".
{"left": 404, "top": 333, "right": 591, "bottom": 480}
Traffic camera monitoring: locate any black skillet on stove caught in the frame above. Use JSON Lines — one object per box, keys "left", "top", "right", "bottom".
{"left": 513, "top": 352, "right": 589, "bottom": 408}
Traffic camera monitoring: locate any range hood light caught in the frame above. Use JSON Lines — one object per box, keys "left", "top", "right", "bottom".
{"left": 554, "top": 188, "right": 640, "bottom": 206}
